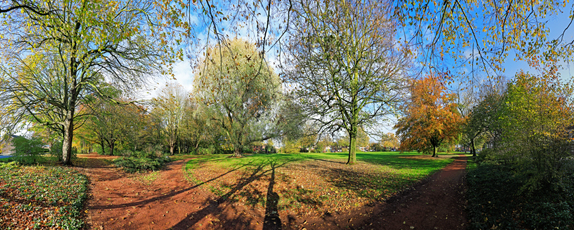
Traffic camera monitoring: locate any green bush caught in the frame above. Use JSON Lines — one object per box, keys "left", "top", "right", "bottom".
{"left": 193, "top": 146, "right": 212, "bottom": 155}
{"left": 12, "top": 136, "right": 45, "bottom": 165}
{"left": 467, "top": 163, "right": 574, "bottom": 230}
{"left": 113, "top": 156, "right": 172, "bottom": 173}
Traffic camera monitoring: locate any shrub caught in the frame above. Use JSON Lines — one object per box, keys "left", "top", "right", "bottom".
{"left": 12, "top": 136, "right": 45, "bottom": 165}
{"left": 113, "top": 156, "right": 172, "bottom": 173}
{"left": 467, "top": 163, "right": 574, "bottom": 230}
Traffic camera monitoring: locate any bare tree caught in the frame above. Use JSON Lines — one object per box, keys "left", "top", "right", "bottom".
{"left": 283, "top": 0, "right": 409, "bottom": 164}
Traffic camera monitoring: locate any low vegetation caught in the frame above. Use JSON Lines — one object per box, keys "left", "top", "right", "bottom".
{"left": 113, "top": 151, "right": 173, "bottom": 173}
{"left": 467, "top": 161, "right": 574, "bottom": 230}
{"left": 0, "top": 162, "right": 89, "bottom": 229}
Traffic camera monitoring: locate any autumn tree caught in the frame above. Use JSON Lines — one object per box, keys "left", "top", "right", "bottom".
{"left": 284, "top": 0, "right": 409, "bottom": 164}
{"left": 380, "top": 133, "right": 399, "bottom": 150}
{"left": 194, "top": 39, "right": 283, "bottom": 157}
{"left": 0, "top": 0, "right": 177, "bottom": 165}
{"left": 395, "top": 74, "right": 464, "bottom": 157}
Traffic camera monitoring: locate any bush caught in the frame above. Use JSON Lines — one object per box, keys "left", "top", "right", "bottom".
{"left": 113, "top": 156, "right": 172, "bottom": 173}
{"left": 196, "top": 146, "right": 216, "bottom": 155}
{"left": 467, "top": 163, "right": 574, "bottom": 230}
{"left": 12, "top": 136, "right": 45, "bottom": 165}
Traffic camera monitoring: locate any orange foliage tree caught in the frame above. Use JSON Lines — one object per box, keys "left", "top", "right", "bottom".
{"left": 395, "top": 74, "right": 464, "bottom": 157}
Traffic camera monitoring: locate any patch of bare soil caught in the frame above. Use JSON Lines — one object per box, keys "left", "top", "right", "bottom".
{"left": 79, "top": 155, "right": 468, "bottom": 230}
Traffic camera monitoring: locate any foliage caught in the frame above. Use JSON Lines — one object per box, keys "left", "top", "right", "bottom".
{"left": 471, "top": 72, "right": 574, "bottom": 193}
{"left": 265, "top": 140, "right": 277, "bottom": 154}
{"left": 467, "top": 163, "right": 574, "bottom": 230}
{"left": 152, "top": 84, "right": 189, "bottom": 155}
{"left": 284, "top": 0, "right": 408, "bottom": 164}
{"left": 0, "top": 166, "right": 89, "bottom": 229}
{"left": 0, "top": 0, "right": 178, "bottom": 165}
{"left": 113, "top": 156, "right": 172, "bottom": 173}
{"left": 194, "top": 38, "right": 282, "bottom": 157}
{"left": 395, "top": 0, "right": 573, "bottom": 78}
{"left": 12, "top": 136, "right": 45, "bottom": 165}
{"left": 380, "top": 133, "right": 399, "bottom": 149}
{"left": 395, "top": 74, "right": 464, "bottom": 157}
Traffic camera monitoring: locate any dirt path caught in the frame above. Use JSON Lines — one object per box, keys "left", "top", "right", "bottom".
{"left": 79, "top": 155, "right": 468, "bottom": 230}
{"left": 355, "top": 155, "right": 469, "bottom": 230}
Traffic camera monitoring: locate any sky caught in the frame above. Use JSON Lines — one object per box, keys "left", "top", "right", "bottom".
{"left": 138, "top": 2, "right": 574, "bottom": 142}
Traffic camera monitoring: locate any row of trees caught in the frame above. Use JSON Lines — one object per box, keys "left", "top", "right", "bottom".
{"left": 2, "top": 0, "right": 573, "bottom": 166}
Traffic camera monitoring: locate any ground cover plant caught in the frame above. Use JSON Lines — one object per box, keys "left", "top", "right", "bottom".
{"left": 185, "top": 151, "right": 455, "bottom": 219}
{"left": 0, "top": 162, "right": 89, "bottom": 229}
{"left": 467, "top": 162, "right": 574, "bottom": 230}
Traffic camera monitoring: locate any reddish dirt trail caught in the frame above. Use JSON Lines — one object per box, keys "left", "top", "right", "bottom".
{"left": 355, "top": 155, "right": 469, "bottom": 230}
{"left": 80, "top": 158, "right": 262, "bottom": 230}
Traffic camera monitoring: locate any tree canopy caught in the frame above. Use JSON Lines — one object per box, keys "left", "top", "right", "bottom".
{"left": 395, "top": 74, "right": 463, "bottom": 157}
{"left": 284, "top": 0, "right": 408, "bottom": 164}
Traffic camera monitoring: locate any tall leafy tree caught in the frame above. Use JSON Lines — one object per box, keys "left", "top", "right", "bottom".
{"left": 395, "top": 74, "right": 463, "bottom": 157}
{"left": 194, "top": 38, "right": 283, "bottom": 157}
{"left": 495, "top": 72, "right": 573, "bottom": 190}
{"left": 284, "top": 0, "right": 409, "bottom": 164}
{"left": 0, "top": 0, "right": 176, "bottom": 164}
{"left": 152, "top": 84, "right": 189, "bottom": 155}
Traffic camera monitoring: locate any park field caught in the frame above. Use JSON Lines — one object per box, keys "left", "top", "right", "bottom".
{"left": 184, "top": 151, "right": 456, "bottom": 223}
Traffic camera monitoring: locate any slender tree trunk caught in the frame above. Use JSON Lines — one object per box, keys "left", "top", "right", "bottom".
{"left": 471, "top": 138, "right": 476, "bottom": 157}
{"left": 432, "top": 145, "right": 437, "bottom": 157}
{"left": 62, "top": 111, "right": 75, "bottom": 165}
{"left": 100, "top": 138, "right": 106, "bottom": 155}
{"left": 110, "top": 142, "right": 115, "bottom": 156}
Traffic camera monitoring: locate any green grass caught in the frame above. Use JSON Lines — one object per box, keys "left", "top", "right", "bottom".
{"left": 186, "top": 151, "right": 455, "bottom": 176}
{"left": 185, "top": 151, "right": 456, "bottom": 206}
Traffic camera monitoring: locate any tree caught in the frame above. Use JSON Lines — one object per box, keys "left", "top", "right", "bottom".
{"left": 194, "top": 38, "right": 282, "bottom": 157}
{"left": 152, "top": 84, "right": 189, "bottom": 155}
{"left": 463, "top": 84, "right": 506, "bottom": 156}
{"left": 493, "top": 72, "right": 573, "bottom": 190}
{"left": 380, "top": 133, "right": 399, "bottom": 150}
{"left": 395, "top": 74, "right": 464, "bottom": 157}
{"left": 284, "top": 0, "right": 408, "bottom": 164}
{"left": 0, "top": 0, "right": 176, "bottom": 165}
{"left": 77, "top": 97, "right": 144, "bottom": 156}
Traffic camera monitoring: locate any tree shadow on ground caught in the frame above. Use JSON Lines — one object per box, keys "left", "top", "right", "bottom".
{"left": 171, "top": 158, "right": 296, "bottom": 229}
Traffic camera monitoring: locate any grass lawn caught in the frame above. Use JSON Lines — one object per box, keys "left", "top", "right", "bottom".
{"left": 184, "top": 151, "right": 455, "bottom": 218}
{"left": 0, "top": 162, "right": 88, "bottom": 229}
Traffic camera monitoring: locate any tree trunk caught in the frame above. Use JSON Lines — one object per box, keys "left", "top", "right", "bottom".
{"left": 62, "top": 113, "right": 74, "bottom": 165}
{"left": 110, "top": 142, "right": 115, "bottom": 156}
{"left": 100, "top": 138, "right": 106, "bottom": 155}
{"left": 432, "top": 145, "right": 437, "bottom": 157}
{"left": 471, "top": 138, "right": 476, "bottom": 157}
{"left": 233, "top": 145, "right": 242, "bottom": 157}
{"left": 169, "top": 144, "right": 175, "bottom": 155}
{"left": 347, "top": 128, "right": 357, "bottom": 164}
